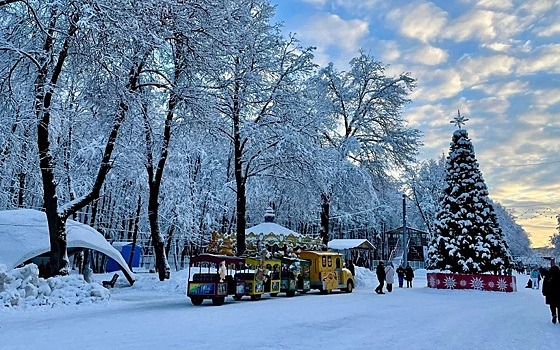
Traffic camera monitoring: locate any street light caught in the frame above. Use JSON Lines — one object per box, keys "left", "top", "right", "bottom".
{"left": 402, "top": 194, "right": 408, "bottom": 267}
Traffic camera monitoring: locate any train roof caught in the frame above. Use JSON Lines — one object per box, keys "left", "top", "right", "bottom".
{"left": 189, "top": 253, "right": 244, "bottom": 265}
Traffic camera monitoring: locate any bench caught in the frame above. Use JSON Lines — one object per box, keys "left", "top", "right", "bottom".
{"left": 102, "top": 273, "right": 119, "bottom": 288}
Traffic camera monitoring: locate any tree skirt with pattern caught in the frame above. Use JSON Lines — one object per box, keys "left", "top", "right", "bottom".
{"left": 427, "top": 272, "right": 517, "bottom": 292}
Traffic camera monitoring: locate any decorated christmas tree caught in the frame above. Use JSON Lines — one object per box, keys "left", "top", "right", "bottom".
{"left": 427, "top": 111, "right": 511, "bottom": 274}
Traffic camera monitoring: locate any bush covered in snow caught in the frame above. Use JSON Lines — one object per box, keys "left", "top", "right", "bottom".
{"left": 0, "top": 263, "right": 110, "bottom": 308}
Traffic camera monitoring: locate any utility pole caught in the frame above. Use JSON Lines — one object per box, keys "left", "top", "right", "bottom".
{"left": 381, "top": 221, "right": 385, "bottom": 261}
{"left": 402, "top": 194, "right": 408, "bottom": 267}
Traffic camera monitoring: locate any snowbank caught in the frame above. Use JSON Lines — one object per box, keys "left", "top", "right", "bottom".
{"left": 0, "top": 263, "right": 110, "bottom": 308}
{"left": 0, "top": 264, "right": 389, "bottom": 309}
{"left": 353, "top": 266, "right": 375, "bottom": 288}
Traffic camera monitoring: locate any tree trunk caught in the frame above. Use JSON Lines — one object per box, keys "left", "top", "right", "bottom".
{"left": 233, "top": 77, "right": 246, "bottom": 256}
{"left": 147, "top": 190, "right": 169, "bottom": 281}
{"left": 236, "top": 182, "right": 246, "bottom": 256}
{"left": 142, "top": 84, "right": 176, "bottom": 280}
{"left": 35, "top": 10, "right": 79, "bottom": 276}
{"left": 127, "top": 194, "right": 142, "bottom": 269}
{"left": 320, "top": 193, "right": 330, "bottom": 249}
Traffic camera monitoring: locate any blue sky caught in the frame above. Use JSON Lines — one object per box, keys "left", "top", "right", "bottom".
{"left": 271, "top": 0, "right": 560, "bottom": 247}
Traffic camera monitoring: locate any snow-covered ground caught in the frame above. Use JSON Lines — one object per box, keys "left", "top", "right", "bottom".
{"left": 1, "top": 267, "right": 559, "bottom": 350}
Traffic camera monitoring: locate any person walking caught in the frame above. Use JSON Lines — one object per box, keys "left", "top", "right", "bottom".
{"left": 405, "top": 264, "right": 414, "bottom": 288}
{"left": 385, "top": 262, "right": 395, "bottom": 292}
{"left": 531, "top": 268, "right": 540, "bottom": 289}
{"left": 375, "top": 261, "right": 385, "bottom": 294}
{"left": 396, "top": 264, "right": 405, "bottom": 288}
{"left": 542, "top": 264, "right": 560, "bottom": 324}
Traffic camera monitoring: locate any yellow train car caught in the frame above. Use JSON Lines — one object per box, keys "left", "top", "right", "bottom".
{"left": 236, "top": 257, "right": 281, "bottom": 300}
{"left": 298, "top": 251, "right": 354, "bottom": 294}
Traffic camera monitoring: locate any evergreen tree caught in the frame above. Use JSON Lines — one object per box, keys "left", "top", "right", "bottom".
{"left": 427, "top": 112, "right": 511, "bottom": 274}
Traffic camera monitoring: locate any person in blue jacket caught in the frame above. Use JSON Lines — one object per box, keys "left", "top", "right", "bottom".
{"left": 396, "top": 264, "right": 405, "bottom": 288}
{"left": 531, "top": 268, "right": 541, "bottom": 289}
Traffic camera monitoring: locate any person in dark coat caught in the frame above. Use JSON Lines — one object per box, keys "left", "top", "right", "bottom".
{"left": 375, "top": 261, "right": 385, "bottom": 294}
{"left": 405, "top": 264, "right": 414, "bottom": 288}
{"left": 396, "top": 264, "right": 405, "bottom": 288}
{"left": 542, "top": 264, "right": 560, "bottom": 323}
{"left": 346, "top": 260, "right": 355, "bottom": 276}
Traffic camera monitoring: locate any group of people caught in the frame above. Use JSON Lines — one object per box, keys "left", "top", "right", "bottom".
{"left": 375, "top": 261, "right": 414, "bottom": 294}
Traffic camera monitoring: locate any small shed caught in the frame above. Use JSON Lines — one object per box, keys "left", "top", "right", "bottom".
{"left": 328, "top": 239, "right": 375, "bottom": 268}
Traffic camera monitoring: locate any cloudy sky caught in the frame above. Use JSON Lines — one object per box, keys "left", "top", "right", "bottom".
{"left": 271, "top": 0, "right": 560, "bottom": 247}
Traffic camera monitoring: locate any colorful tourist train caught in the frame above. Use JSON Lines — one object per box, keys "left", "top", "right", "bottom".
{"left": 186, "top": 250, "right": 355, "bottom": 306}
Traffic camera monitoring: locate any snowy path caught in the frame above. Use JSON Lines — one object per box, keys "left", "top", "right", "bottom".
{"left": 2, "top": 272, "right": 559, "bottom": 350}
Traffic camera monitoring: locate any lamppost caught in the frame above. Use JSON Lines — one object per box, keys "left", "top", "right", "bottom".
{"left": 402, "top": 194, "right": 408, "bottom": 267}
{"left": 381, "top": 221, "right": 386, "bottom": 261}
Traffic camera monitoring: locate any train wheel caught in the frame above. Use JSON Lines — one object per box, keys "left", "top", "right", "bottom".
{"left": 286, "top": 291, "right": 296, "bottom": 297}
{"left": 270, "top": 293, "right": 278, "bottom": 297}
{"left": 345, "top": 281, "right": 354, "bottom": 293}
{"left": 233, "top": 295, "right": 242, "bottom": 301}
{"left": 190, "top": 297, "right": 203, "bottom": 306}
{"left": 250, "top": 294, "right": 261, "bottom": 301}
{"left": 212, "top": 297, "right": 225, "bottom": 306}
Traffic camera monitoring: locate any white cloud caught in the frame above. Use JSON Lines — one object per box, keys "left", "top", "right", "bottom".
{"left": 475, "top": 0, "right": 514, "bottom": 10}
{"left": 405, "top": 45, "right": 448, "bottom": 66}
{"left": 517, "top": 44, "right": 560, "bottom": 75}
{"left": 531, "top": 89, "right": 560, "bottom": 111}
{"left": 471, "top": 80, "right": 529, "bottom": 98}
{"left": 334, "top": 0, "right": 381, "bottom": 12}
{"left": 458, "top": 54, "right": 516, "bottom": 86}
{"left": 481, "top": 40, "right": 532, "bottom": 54}
{"left": 406, "top": 103, "right": 450, "bottom": 128}
{"left": 444, "top": 10, "right": 521, "bottom": 42}
{"left": 410, "top": 68, "right": 462, "bottom": 101}
{"left": 519, "top": 0, "right": 558, "bottom": 15}
{"left": 378, "top": 40, "right": 401, "bottom": 63}
{"left": 297, "top": 13, "right": 369, "bottom": 52}
{"left": 471, "top": 96, "right": 510, "bottom": 115}
{"left": 386, "top": 2, "right": 448, "bottom": 43}
{"left": 482, "top": 42, "right": 512, "bottom": 52}
{"left": 535, "top": 23, "right": 560, "bottom": 37}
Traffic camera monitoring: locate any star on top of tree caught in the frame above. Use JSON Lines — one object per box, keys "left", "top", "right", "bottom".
{"left": 450, "top": 110, "right": 469, "bottom": 129}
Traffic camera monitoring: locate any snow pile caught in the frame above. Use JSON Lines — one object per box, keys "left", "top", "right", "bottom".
{"left": 354, "top": 266, "right": 375, "bottom": 288}
{"left": 123, "top": 269, "right": 188, "bottom": 294}
{"left": 0, "top": 263, "right": 110, "bottom": 308}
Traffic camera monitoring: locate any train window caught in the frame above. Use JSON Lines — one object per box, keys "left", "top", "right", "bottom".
{"left": 336, "top": 258, "right": 341, "bottom": 269}
{"left": 328, "top": 256, "right": 332, "bottom": 267}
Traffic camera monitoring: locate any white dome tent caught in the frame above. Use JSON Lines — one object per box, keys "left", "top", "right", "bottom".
{"left": 0, "top": 209, "right": 135, "bottom": 285}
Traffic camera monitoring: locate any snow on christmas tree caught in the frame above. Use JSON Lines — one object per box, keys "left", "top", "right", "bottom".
{"left": 427, "top": 111, "right": 511, "bottom": 274}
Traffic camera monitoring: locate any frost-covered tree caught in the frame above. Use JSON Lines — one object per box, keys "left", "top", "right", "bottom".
{"left": 427, "top": 112, "right": 511, "bottom": 274}
{"left": 492, "top": 201, "right": 531, "bottom": 257}
{"left": 551, "top": 215, "right": 560, "bottom": 258}
{"left": 206, "top": 0, "right": 316, "bottom": 255}
{"left": 0, "top": 0, "right": 176, "bottom": 276}
{"left": 406, "top": 155, "right": 446, "bottom": 235}
{"left": 311, "top": 51, "right": 422, "bottom": 245}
